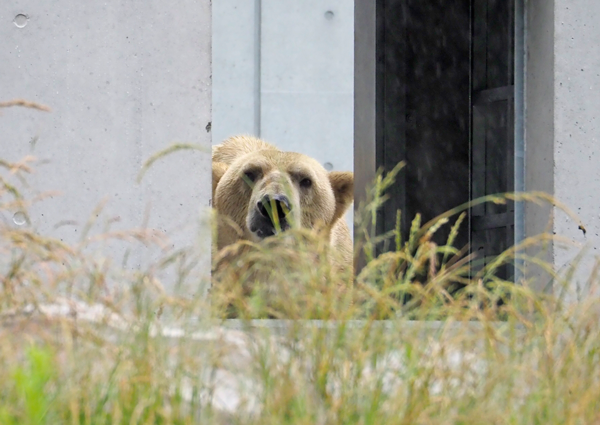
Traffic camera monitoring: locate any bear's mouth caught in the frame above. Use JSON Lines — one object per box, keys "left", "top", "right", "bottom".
{"left": 250, "top": 221, "right": 289, "bottom": 238}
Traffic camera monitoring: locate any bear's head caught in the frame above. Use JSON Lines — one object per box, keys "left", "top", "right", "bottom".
{"left": 213, "top": 148, "right": 353, "bottom": 247}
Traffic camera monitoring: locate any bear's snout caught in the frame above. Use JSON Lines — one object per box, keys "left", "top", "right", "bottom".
{"left": 250, "top": 194, "right": 292, "bottom": 238}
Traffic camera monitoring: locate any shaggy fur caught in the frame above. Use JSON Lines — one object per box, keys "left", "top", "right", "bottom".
{"left": 212, "top": 135, "right": 354, "bottom": 270}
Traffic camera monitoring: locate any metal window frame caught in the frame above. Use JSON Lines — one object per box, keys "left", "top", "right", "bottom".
{"left": 513, "top": 0, "right": 526, "bottom": 282}
{"left": 353, "top": 0, "right": 378, "bottom": 271}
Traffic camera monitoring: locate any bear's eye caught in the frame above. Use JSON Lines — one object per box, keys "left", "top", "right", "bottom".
{"left": 243, "top": 170, "right": 259, "bottom": 184}
{"left": 299, "top": 177, "right": 312, "bottom": 189}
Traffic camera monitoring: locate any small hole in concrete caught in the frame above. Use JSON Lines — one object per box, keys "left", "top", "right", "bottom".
{"left": 324, "top": 11, "right": 334, "bottom": 20}
{"left": 13, "top": 211, "right": 27, "bottom": 226}
{"left": 13, "top": 14, "right": 29, "bottom": 28}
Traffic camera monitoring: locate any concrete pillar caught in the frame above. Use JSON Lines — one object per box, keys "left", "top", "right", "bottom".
{"left": 526, "top": 0, "right": 600, "bottom": 296}
{"left": 553, "top": 0, "right": 600, "bottom": 296}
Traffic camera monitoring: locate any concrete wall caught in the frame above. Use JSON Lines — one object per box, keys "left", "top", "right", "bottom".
{"left": 0, "top": 1, "right": 212, "bottom": 285}
{"left": 553, "top": 0, "right": 600, "bottom": 296}
{"left": 526, "top": 0, "right": 600, "bottom": 295}
{"left": 212, "top": 0, "right": 258, "bottom": 138}
{"left": 259, "top": 1, "right": 354, "bottom": 175}
{"left": 212, "top": 0, "right": 354, "bottom": 172}
{"left": 4, "top": 0, "right": 598, "bottom": 296}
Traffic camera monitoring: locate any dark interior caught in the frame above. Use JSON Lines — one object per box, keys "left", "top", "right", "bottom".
{"left": 375, "top": 0, "right": 515, "bottom": 277}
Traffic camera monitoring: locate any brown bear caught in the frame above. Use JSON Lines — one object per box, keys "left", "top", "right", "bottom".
{"left": 212, "top": 135, "right": 354, "bottom": 271}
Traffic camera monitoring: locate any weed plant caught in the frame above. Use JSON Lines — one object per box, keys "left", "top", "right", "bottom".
{"left": 1, "top": 101, "right": 600, "bottom": 424}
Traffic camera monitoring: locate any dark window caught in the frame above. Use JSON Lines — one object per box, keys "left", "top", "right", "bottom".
{"left": 372, "top": 0, "right": 515, "bottom": 279}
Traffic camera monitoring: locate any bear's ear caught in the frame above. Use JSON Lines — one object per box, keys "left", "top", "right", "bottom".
{"left": 329, "top": 171, "right": 354, "bottom": 223}
{"left": 212, "top": 162, "right": 229, "bottom": 199}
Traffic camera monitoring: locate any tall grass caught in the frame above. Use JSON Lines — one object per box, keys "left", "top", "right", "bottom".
{"left": 1, "top": 111, "right": 599, "bottom": 423}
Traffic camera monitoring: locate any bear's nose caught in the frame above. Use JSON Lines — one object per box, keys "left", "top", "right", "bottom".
{"left": 257, "top": 194, "right": 291, "bottom": 222}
